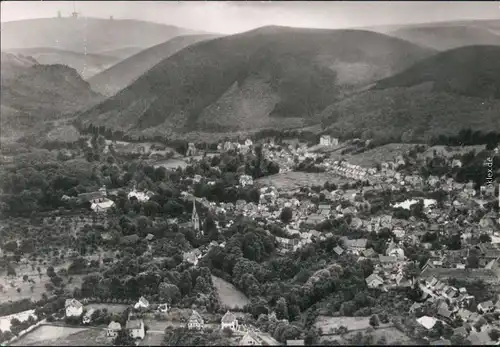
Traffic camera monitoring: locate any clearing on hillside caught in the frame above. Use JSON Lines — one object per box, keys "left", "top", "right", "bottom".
{"left": 255, "top": 171, "right": 350, "bottom": 191}
{"left": 211, "top": 275, "right": 250, "bottom": 310}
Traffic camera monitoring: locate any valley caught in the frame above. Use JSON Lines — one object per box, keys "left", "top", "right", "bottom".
{"left": 1, "top": 5, "right": 500, "bottom": 347}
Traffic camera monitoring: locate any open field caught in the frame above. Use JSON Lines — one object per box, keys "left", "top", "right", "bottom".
{"left": 104, "top": 139, "right": 177, "bottom": 156}
{"left": 139, "top": 332, "right": 165, "bottom": 346}
{"left": 319, "top": 326, "right": 417, "bottom": 345}
{"left": 337, "top": 143, "right": 417, "bottom": 167}
{"left": 255, "top": 171, "right": 350, "bottom": 190}
{"left": 10, "top": 325, "right": 103, "bottom": 346}
{"left": 423, "top": 144, "right": 486, "bottom": 159}
{"left": 314, "top": 315, "right": 373, "bottom": 334}
{"left": 153, "top": 158, "right": 189, "bottom": 170}
{"left": 370, "top": 327, "right": 417, "bottom": 345}
{"left": 0, "top": 310, "right": 36, "bottom": 332}
{"left": 315, "top": 315, "right": 417, "bottom": 345}
{"left": 211, "top": 275, "right": 250, "bottom": 310}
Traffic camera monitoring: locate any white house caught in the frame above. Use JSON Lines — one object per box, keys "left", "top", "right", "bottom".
{"left": 187, "top": 310, "right": 204, "bottom": 330}
{"left": 477, "top": 300, "right": 495, "bottom": 314}
{"left": 239, "top": 175, "right": 254, "bottom": 187}
{"left": 221, "top": 311, "right": 239, "bottom": 331}
{"left": 107, "top": 321, "right": 122, "bottom": 337}
{"left": 65, "top": 299, "right": 83, "bottom": 317}
{"left": 90, "top": 198, "right": 115, "bottom": 213}
{"left": 126, "top": 318, "right": 145, "bottom": 339}
{"left": 386, "top": 241, "right": 405, "bottom": 260}
{"left": 134, "top": 296, "right": 150, "bottom": 310}
{"left": 319, "top": 135, "right": 339, "bottom": 147}
{"left": 240, "top": 331, "right": 261, "bottom": 345}
{"left": 128, "top": 188, "right": 153, "bottom": 202}
{"left": 417, "top": 316, "right": 438, "bottom": 330}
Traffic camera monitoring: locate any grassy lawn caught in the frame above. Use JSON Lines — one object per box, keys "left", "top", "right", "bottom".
{"left": 316, "top": 315, "right": 417, "bottom": 345}
{"left": 139, "top": 332, "right": 165, "bottom": 346}
{"left": 319, "top": 326, "right": 417, "bottom": 345}
{"left": 314, "top": 315, "right": 373, "bottom": 334}
{"left": 255, "top": 171, "right": 349, "bottom": 190}
{"left": 211, "top": 275, "right": 250, "bottom": 310}
{"left": 11, "top": 325, "right": 100, "bottom": 346}
{"left": 340, "top": 143, "right": 417, "bottom": 167}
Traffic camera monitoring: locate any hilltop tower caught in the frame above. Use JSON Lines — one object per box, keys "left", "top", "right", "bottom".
{"left": 72, "top": 0, "right": 79, "bottom": 18}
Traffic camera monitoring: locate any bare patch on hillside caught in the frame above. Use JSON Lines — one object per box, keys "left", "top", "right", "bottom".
{"left": 196, "top": 77, "right": 304, "bottom": 131}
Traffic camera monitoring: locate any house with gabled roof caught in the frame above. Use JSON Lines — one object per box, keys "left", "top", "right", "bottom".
{"left": 333, "top": 246, "right": 344, "bottom": 256}
{"left": 126, "top": 318, "right": 145, "bottom": 339}
{"left": 437, "top": 302, "right": 453, "bottom": 320}
{"left": 379, "top": 255, "right": 397, "bottom": 268}
{"left": 221, "top": 311, "right": 239, "bottom": 331}
{"left": 477, "top": 300, "right": 495, "bottom": 314}
{"left": 417, "top": 316, "right": 437, "bottom": 330}
{"left": 188, "top": 310, "right": 204, "bottom": 330}
{"left": 340, "top": 237, "right": 367, "bottom": 252}
{"left": 457, "top": 308, "right": 473, "bottom": 321}
{"left": 239, "top": 330, "right": 261, "bottom": 345}
{"left": 107, "top": 321, "right": 122, "bottom": 337}
{"left": 65, "top": 298, "right": 83, "bottom": 317}
{"left": 362, "top": 248, "right": 377, "bottom": 258}
{"left": 134, "top": 296, "right": 150, "bottom": 310}
{"left": 365, "top": 273, "right": 384, "bottom": 289}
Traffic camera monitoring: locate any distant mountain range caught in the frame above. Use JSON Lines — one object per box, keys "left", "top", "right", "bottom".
{"left": 370, "top": 19, "right": 500, "bottom": 50}
{"left": 4, "top": 47, "right": 121, "bottom": 79}
{"left": 1, "top": 52, "right": 103, "bottom": 141}
{"left": 78, "top": 26, "right": 435, "bottom": 138}
{"left": 2, "top": 18, "right": 499, "bottom": 145}
{"left": 321, "top": 45, "right": 500, "bottom": 142}
{"left": 0, "top": 17, "right": 204, "bottom": 53}
{"left": 88, "top": 34, "right": 222, "bottom": 96}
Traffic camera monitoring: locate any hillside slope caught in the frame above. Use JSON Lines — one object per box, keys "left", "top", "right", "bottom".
{"left": 78, "top": 26, "right": 435, "bottom": 137}
{"left": 1, "top": 54, "right": 104, "bottom": 141}
{"left": 88, "top": 34, "right": 221, "bottom": 96}
{"left": 374, "top": 45, "right": 500, "bottom": 98}
{"left": 94, "top": 47, "right": 145, "bottom": 60}
{"left": 387, "top": 25, "right": 500, "bottom": 50}
{"left": 0, "top": 17, "right": 201, "bottom": 53}
{"left": 368, "top": 19, "right": 500, "bottom": 35}
{"left": 321, "top": 45, "right": 500, "bottom": 142}
{"left": 5, "top": 47, "right": 121, "bottom": 78}
{"left": 0, "top": 52, "right": 38, "bottom": 80}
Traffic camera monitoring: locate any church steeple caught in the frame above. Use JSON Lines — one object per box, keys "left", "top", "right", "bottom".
{"left": 192, "top": 198, "right": 200, "bottom": 233}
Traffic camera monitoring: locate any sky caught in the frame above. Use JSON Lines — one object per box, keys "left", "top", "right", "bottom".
{"left": 1, "top": 1, "right": 500, "bottom": 34}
